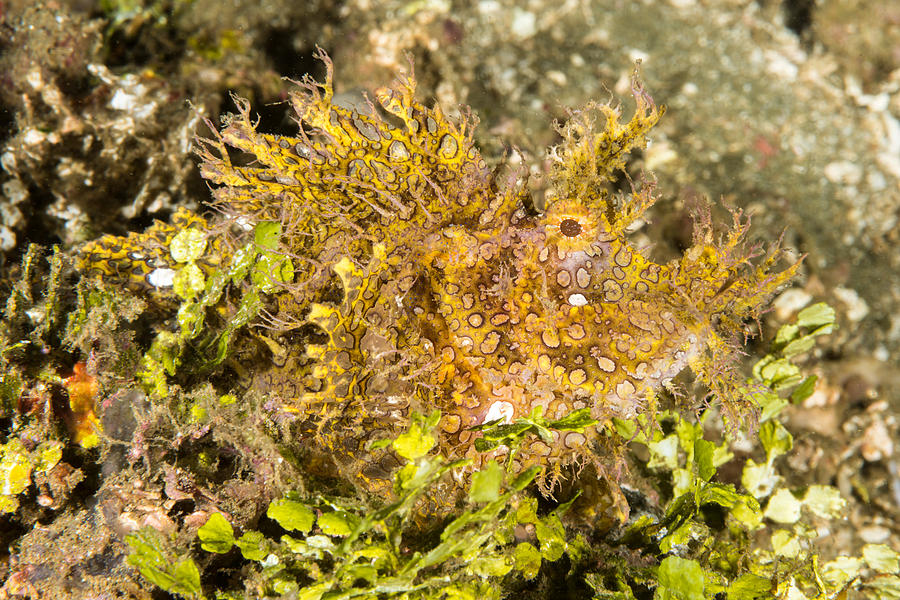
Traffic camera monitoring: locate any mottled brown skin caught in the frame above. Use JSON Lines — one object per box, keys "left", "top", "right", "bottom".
{"left": 79, "top": 51, "right": 797, "bottom": 506}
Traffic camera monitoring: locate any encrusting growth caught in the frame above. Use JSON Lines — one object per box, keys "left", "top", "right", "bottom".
{"left": 79, "top": 50, "right": 798, "bottom": 506}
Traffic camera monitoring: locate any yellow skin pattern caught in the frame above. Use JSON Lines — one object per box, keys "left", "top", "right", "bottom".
{"left": 79, "top": 52, "right": 797, "bottom": 504}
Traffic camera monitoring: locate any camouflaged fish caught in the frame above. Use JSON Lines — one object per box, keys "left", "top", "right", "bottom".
{"left": 80, "top": 50, "right": 798, "bottom": 502}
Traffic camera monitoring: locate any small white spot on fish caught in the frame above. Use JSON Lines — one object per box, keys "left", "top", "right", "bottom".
{"left": 147, "top": 268, "right": 176, "bottom": 288}
{"left": 567, "top": 293, "right": 588, "bottom": 306}
{"left": 482, "top": 401, "right": 515, "bottom": 425}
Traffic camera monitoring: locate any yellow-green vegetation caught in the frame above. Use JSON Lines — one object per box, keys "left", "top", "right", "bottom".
{"left": 0, "top": 246, "right": 99, "bottom": 515}
{"left": 127, "top": 411, "right": 582, "bottom": 599}
{"left": 0, "top": 439, "right": 62, "bottom": 513}
{"left": 122, "top": 308, "right": 900, "bottom": 598}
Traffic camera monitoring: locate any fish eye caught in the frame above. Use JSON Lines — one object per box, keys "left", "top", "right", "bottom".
{"left": 559, "top": 218, "right": 583, "bottom": 237}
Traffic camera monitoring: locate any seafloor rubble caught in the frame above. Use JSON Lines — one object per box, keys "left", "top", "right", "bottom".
{"left": 1, "top": 1, "right": 898, "bottom": 598}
